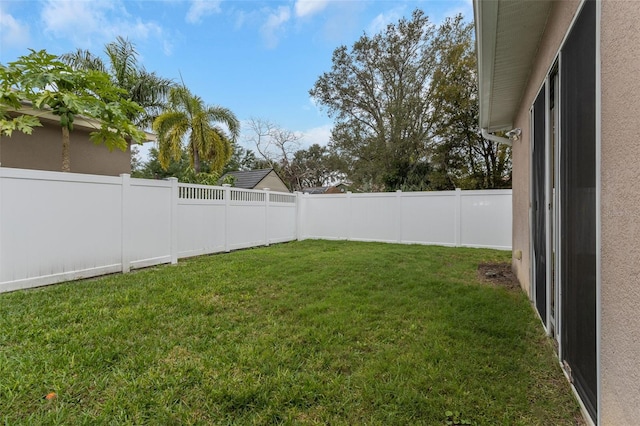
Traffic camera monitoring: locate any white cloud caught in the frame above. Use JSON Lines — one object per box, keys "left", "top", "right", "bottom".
{"left": 367, "top": 8, "right": 403, "bottom": 35}
{"left": 40, "top": 0, "right": 165, "bottom": 50}
{"left": 0, "top": 8, "right": 30, "bottom": 49}
{"left": 294, "top": 0, "right": 329, "bottom": 18}
{"left": 234, "top": 10, "right": 247, "bottom": 29}
{"left": 260, "top": 6, "right": 291, "bottom": 49}
{"left": 186, "top": 0, "right": 222, "bottom": 24}
{"left": 41, "top": 0, "right": 110, "bottom": 43}
{"left": 305, "top": 96, "right": 327, "bottom": 117}
{"left": 164, "top": 41, "right": 175, "bottom": 56}
{"left": 300, "top": 124, "right": 333, "bottom": 148}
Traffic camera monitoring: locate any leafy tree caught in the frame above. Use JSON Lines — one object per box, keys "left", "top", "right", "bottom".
{"left": 290, "top": 144, "right": 344, "bottom": 189}
{"left": 429, "top": 15, "right": 511, "bottom": 189}
{"left": 61, "top": 36, "right": 174, "bottom": 128}
{"left": 1, "top": 49, "right": 145, "bottom": 172}
{"left": 153, "top": 86, "right": 239, "bottom": 174}
{"left": 133, "top": 146, "right": 191, "bottom": 180}
{"left": 223, "top": 144, "right": 260, "bottom": 174}
{"left": 132, "top": 145, "right": 221, "bottom": 185}
{"left": 0, "top": 71, "right": 42, "bottom": 136}
{"left": 310, "top": 9, "right": 436, "bottom": 191}
{"left": 311, "top": 10, "right": 511, "bottom": 191}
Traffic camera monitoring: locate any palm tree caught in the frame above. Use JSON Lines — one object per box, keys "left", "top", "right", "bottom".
{"left": 153, "top": 87, "right": 240, "bottom": 174}
{"left": 61, "top": 36, "right": 174, "bottom": 128}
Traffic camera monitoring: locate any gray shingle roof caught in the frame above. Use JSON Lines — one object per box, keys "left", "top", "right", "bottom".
{"left": 302, "top": 187, "right": 330, "bottom": 194}
{"left": 220, "top": 168, "right": 273, "bottom": 189}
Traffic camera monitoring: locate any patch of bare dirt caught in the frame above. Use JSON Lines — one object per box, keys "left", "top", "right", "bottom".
{"left": 477, "top": 263, "right": 520, "bottom": 290}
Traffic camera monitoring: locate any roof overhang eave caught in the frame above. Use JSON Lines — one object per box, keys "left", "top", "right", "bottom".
{"left": 474, "top": 0, "right": 553, "bottom": 132}
{"left": 474, "top": 0, "right": 499, "bottom": 131}
{"left": 7, "top": 104, "right": 156, "bottom": 143}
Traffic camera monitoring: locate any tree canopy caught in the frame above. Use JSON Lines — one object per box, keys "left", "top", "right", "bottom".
{"left": 310, "top": 10, "right": 511, "bottom": 191}
{"left": 290, "top": 144, "right": 343, "bottom": 190}
{"left": 310, "top": 9, "right": 435, "bottom": 191}
{"left": 132, "top": 142, "right": 260, "bottom": 185}
{"left": 428, "top": 15, "right": 511, "bottom": 190}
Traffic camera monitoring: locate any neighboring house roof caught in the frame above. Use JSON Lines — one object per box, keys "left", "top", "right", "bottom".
{"left": 303, "top": 186, "right": 331, "bottom": 194}
{"left": 302, "top": 184, "right": 349, "bottom": 194}
{"left": 220, "top": 168, "right": 276, "bottom": 189}
{"left": 474, "top": 0, "right": 553, "bottom": 131}
{"left": 221, "top": 168, "right": 291, "bottom": 192}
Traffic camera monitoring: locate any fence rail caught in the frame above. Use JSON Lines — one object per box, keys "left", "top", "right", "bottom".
{"left": 0, "top": 167, "right": 511, "bottom": 293}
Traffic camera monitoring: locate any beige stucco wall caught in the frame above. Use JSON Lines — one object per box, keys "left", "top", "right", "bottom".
{"left": 509, "top": 0, "right": 640, "bottom": 423}
{"left": 599, "top": 1, "right": 640, "bottom": 423}
{"left": 0, "top": 120, "right": 132, "bottom": 176}
{"left": 255, "top": 171, "right": 290, "bottom": 193}
{"left": 510, "top": 0, "right": 581, "bottom": 295}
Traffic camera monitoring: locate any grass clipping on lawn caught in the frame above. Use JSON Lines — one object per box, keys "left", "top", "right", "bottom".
{"left": 0, "top": 241, "right": 583, "bottom": 425}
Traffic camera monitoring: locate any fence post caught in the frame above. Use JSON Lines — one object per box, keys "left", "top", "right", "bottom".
{"left": 264, "top": 188, "right": 270, "bottom": 246}
{"left": 454, "top": 188, "right": 462, "bottom": 247}
{"left": 0, "top": 167, "right": 3, "bottom": 284}
{"left": 396, "top": 190, "right": 403, "bottom": 243}
{"left": 294, "top": 192, "right": 300, "bottom": 241}
{"left": 120, "top": 173, "right": 131, "bottom": 273}
{"left": 169, "top": 178, "right": 179, "bottom": 264}
{"left": 296, "top": 192, "right": 305, "bottom": 241}
{"left": 346, "top": 191, "right": 353, "bottom": 241}
{"left": 223, "top": 184, "right": 231, "bottom": 252}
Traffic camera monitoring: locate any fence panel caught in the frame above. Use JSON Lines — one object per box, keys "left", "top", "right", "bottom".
{"left": 177, "top": 183, "right": 226, "bottom": 258}
{"left": 227, "top": 188, "right": 268, "bottom": 250}
{"left": 400, "top": 191, "right": 458, "bottom": 246}
{"left": 0, "top": 168, "right": 122, "bottom": 292}
{"left": 349, "top": 193, "right": 398, "bottom": 243}
{"left": 299, "top": 194, "right": 350, "bottom": 240}
{"left": 459, "top": 189, "right": 512, "bottom": 249}
{"left": 127, "top": 178, "right": 174, "bottom": 269}
{"left": 267, "top": 192, "right": 297, "bottom": 244}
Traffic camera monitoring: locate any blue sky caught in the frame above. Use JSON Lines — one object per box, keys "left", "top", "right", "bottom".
{"left": 0, "top": 0, "right": 472, "bottom": 155}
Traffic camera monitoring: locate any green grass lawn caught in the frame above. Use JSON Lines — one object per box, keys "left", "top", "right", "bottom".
{"left": 0, "top": 240, "right": 582, "bottom": 425}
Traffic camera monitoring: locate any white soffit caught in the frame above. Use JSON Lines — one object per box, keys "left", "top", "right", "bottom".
{"left": 475, "top": 0, "right": 553, "bottom": 131}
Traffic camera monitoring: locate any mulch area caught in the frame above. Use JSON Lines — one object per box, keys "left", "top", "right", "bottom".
{"left": 477, "top": 263, "right": 521, "bottom": 290}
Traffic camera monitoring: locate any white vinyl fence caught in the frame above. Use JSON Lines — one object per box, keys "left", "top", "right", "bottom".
{"left": 0, "top": 168, "right": 297, "bottom": 293}
{"left": 0, "top": 167, "right": 511, "bottom": 293}
{"left": 298, "top": 189, "right": 512, "bottom": 249}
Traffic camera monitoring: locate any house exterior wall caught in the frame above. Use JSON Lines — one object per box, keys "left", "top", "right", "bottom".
{"left": 599, "top": 1, "right": 640, "bottom": 424}
{"left": 0, "top": 121, "right": 132, "bottom": 176}
{"left": 510, "top": 0, "right": 581, "bottom": 295}
{"left": 509, "top": 0, "right": 640, "bottom": 423}
{"left": 256, "top": 171, "right": 290, "bottom": 193}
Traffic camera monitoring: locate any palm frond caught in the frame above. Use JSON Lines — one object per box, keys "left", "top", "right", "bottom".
{"left": 205, "top": 127, "right": 233, "bottom": 172}
{"left": 105, "top": 36, "right": 138, "bottom": 89}
{"left": 158, "top": 86, "right": 238, "bottom": 174}
{"left": 205, "top": 105, "right": 240, "bottom": 141}
{"left": 63, "top": 38, "right": 173, "bottom": 127}
{"left": 60, "top": 49, "right": 106, "bottom": 73}
{"left": 153, "top": 110, "right": 189, "bottom": 170}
